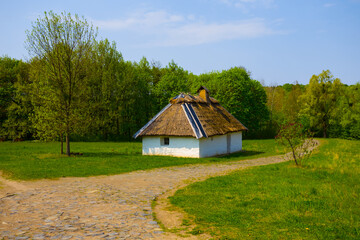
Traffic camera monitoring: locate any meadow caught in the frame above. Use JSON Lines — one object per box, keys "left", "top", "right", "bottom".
{"left": 170, "top": 139, "right": 360, "bottom": 239}
{"left": 0, "top": 139, "right": 282, "bottom": 180}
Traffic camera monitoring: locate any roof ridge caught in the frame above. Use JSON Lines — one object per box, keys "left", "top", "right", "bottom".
{"left": 170, "top": 92, "right": 219, "bottom": 104}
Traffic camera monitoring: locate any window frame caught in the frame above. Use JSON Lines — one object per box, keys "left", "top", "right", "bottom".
{"left": 161, "top": 137, "right": 170, "bottom": 146}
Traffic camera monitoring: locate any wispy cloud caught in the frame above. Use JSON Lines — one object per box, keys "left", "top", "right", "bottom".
{"left": 218, "top": 0, "right": 275, "bottom": 12}
{"left": 92, "top": 10, "right": 284, "bottom": 47}
{"left": 323, "top": 3, "right": 336, "bottom": 7}
{"left": 93, "top": 10, "right": 184, "bottom": 30}
{"left": 161, "top": 18, "right": 280, "bottom": 46}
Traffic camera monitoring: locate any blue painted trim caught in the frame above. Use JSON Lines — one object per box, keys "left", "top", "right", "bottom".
{"left": 182, "top": 104, "right": 201, "bottom": 138}
{"left": 182, "top": 103, "right": 207, "bottom": 139}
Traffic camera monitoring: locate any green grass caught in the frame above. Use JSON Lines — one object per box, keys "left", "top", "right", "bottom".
{"left": 170, "top": 139, "right": 360, "bottom": 239}
{"left": 0, "top": 139, "right": 282, "bottom": 180}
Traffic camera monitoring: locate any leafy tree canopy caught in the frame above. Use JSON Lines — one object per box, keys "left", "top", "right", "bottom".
{"left": 26, "top": 11, "right": 97, "bottom": 155}
{"left": 209, "top": 67, "right": 269, "bottom": 138}
{"left": 300, "top": 70, "right": 342, "bottom": 138}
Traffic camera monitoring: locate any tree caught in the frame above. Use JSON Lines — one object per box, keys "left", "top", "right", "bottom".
{"left": 276, "top": 122, "right": 316, "bottom": 166}
{"left": 86, "top": 39, "right": 125, "bottom": 140}
{"left": 26, "top": 11, "right": 97, "bottom": 155}
{"left": 0, "top": 56, "right": 32, "bottom": 140}
{"left": 300, "top": 70, "right": 342, "bottom": 138}
{"left": 154, "top": 60, "right": 189, "bottom": 108}
{"left": 283, "top": 83, "right": 303, "bottom": 122}
{"left": 265, "top": 85, "right": 286, "bottom": 124}
{"left": 118, "top": 58, "right": 153, "bottom": 140}
{"left": 334, "top": 84, "right": 360, "bottom": 139}
{"left": 0, "top": 56, "right": 20, "bottom": 138}
{"left": 189, "top": 71, "right": 218, "bottom": 94}
{"left": 209, "top": 67, "right": 269, "bottom": 138}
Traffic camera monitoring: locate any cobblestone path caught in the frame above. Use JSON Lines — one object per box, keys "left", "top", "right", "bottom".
{"left": 0, "top": 155, "right": 289, "bottom": 239}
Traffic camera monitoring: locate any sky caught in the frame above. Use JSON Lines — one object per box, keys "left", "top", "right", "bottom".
{"left": 1, "top": 0, "right": 359, "bottom": 85}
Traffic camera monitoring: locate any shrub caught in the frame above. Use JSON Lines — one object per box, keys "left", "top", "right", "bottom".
{"left": 276, "top": 122, "right": 317, "bottom": 166}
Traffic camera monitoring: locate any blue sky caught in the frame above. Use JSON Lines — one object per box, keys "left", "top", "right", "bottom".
{"left": 1, "top": 0, "right": 359, "bottom": 85}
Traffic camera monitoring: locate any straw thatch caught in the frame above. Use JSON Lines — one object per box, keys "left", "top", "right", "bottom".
{"left": 134, "top": 86, "right": 247, "bottom": 139}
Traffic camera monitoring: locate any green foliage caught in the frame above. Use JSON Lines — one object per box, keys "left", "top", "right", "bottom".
{"left": 1, "top": 10, "right": 359, "bottom": 142}
{"left": 0, "top": 140, "right": 282, "bottom": 180}
{"left": 276, "top": 122, "right": 315, "bottom": 166}
{"left": 154, "top": 60, "right": 190, "bottom": 108}
{"left": 26, "top": 11, "right": 97, "bottom": 155}
{"left": 188, "top": 71, "right": 218, "bottom": 94}
{"left": 171, "top": 139, "right": 360, "bottom": 239}
{"left": 264, "top": 83, "right": 306, "bottom": 138}
{"left": 300, "top": 70, "right": 342, "bottom": 138}
{"left": 209, "top": 67, "right": 269, "bottom": 138}
{"left": 283, "top": 84, "right": 303, "bottom": 122}
{"left": 86, "top": 39, "right": 125, "bottom": 140}
{"left": 263, "top": 71, "right": 360, "bottom": 140}
{"left": 0, "top": 56, "right": 32, "bottom": 140}
{"left": 332, "top": 84, "right": 360, "bottom": 139}
{"left": 119, "top": 59, "right": 154, "bottom": 140}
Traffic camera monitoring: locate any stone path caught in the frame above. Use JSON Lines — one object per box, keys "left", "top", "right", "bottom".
{"left": 0, "top": 155, "right": 290, "bottom": 240}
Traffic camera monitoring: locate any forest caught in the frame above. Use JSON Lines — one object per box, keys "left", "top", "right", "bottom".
{"left": 1, "top": 12, "right": 359, "bottom": 151}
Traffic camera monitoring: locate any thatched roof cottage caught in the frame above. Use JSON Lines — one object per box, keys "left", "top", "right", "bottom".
{"left": 133, "top": 86, "right": 248, "bottom": 158}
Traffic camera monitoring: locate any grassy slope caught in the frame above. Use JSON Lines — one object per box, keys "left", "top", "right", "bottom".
{"left": 0, "top": 139, "right": 282, "bottom": 180}
{"left": 170, "top": 139, "right": 360, "bottom": 239}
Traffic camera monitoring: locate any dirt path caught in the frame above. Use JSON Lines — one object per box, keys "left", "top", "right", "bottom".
{"left": 0, "top": 154, "right": 292, "bottom": 240}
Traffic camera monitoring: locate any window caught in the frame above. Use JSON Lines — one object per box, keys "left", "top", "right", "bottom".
{"left": 161, "top": 137, "right": 170, "bottom": 146}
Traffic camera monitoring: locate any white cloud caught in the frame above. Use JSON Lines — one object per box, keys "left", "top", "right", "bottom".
{"left": 93, "top": 10, "right": 184, "bottom": 30}
{"left": 218, "top": 0, "right": 275, "bottom": 11}
{"left": 92, "top": 10, "right": 284, "bottom": 47}
{"left": 161, "top": 18, "right": 280, "bottom": 46}
{"left": 323, "top": 3, "right": 336, "bottom": 7}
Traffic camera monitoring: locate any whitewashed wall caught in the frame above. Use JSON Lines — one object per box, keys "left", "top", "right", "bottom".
{"left": 142, "top": 131, "right": 242, "bottom": 158}
{"left": 230, "top": 131, "right": 243, "bottom": 153}
{"left": 142, "top": 136, "right": 200, "bottom": 158}
{"left": 199, "top": 132, "right": 243, "bottom": 157}
{"left": 199, "top": 134, "right": 228, "bottom": 158}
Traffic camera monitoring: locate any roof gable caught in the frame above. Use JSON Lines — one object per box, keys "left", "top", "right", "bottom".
{"left": 133, "top": 103, "right": 196, "bottom": 138}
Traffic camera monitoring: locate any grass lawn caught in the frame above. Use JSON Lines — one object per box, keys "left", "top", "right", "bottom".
{"left": 170, "top": 139, "right": 360, "bottom": 239}
{"left": 0, "top": 139, "right": 282, "bottom": 180}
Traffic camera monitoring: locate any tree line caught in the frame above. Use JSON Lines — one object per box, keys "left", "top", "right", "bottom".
{"left": 0, "top": 11, "right": 359, "bottom": 155}
{"left": 265, "top": 70, "right": 360, "bottom": 140}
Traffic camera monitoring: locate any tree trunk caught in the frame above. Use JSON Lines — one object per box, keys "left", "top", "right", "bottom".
{"left": 287, "top": 138, "right": 298, "bottom": 166}
{"left": 103, "top": 127, "right": 107, "bottom": 141}
{"left": 116, "top": 118, "right": 119, "bottom": 136}
{"left": 60, "top": 133, "right": 64, "bottom": 154}
{"left": 323, "top": 122, "right": 328, "bottom": 138}
{"left": 66, "top": 131, "right": 70, "bottom": 156}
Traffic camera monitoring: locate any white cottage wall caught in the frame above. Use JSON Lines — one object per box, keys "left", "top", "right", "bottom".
{"left": 142, "top": 136, "right": 200, "bottom": 158}
{"left": 199, "top": 134, "right": 228, "bottom": 158}
{"left": 230, "top": 131, "right": 243, "bottom": 153}
{"left": 199, "top": 132, "right": 243, "bottom": 158}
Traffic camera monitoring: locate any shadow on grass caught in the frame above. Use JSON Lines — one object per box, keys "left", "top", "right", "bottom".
{"left": 72, "top": 150, "right": 265, "bottom": 160}
{"left": 77, "top": 151, "right": 142, "bottom": 158}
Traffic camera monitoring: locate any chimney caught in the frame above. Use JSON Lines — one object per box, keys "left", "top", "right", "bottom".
{"left": 197, "top": 86, "right": 210, "bottom": 103}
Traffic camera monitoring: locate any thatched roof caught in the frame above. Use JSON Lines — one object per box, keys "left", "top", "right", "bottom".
{"left": 134, "top": 86, "right": 248, "bottom": 139}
